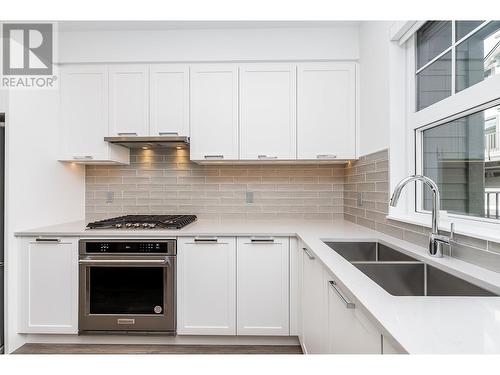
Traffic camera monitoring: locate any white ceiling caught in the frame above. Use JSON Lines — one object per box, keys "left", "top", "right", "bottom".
{"left": 57, "top": 20, "right": 360, "bottom": 32}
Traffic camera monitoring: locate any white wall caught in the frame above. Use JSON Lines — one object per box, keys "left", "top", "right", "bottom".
{"left": 358, "top": 21, "right": 392, "bottom": 156}
{"left": 5, "top": 90, "right": 85, "bottom": 352}
{"left": 58, "top": 26, "right": 360, "bottom": 63}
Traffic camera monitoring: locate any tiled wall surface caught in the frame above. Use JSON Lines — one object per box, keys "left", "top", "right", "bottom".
{"left": 344, "top": 149, "right": 500, "bottom": 273}
{"left": 85, "top": 147, "right": 500, "bottom": 272}
{"left": 85, "top": 148, "right": 345, "bottom": 222}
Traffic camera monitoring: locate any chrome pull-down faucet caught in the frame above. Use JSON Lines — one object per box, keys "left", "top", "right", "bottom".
{"left": 390, "top": 175, "right": 454, "bottom": 258}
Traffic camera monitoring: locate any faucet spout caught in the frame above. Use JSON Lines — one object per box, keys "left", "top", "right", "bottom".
{"left": 390, "top": 175, "right": 446, "bottom": 257}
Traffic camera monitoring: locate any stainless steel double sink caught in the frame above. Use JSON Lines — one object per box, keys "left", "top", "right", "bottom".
{"left": 324, "top": 241, "right": 497, "bottom": 297}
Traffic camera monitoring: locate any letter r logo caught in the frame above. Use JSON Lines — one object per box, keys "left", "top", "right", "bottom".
{"left": 2, "top": 23, "right": 53, "bottom": 75}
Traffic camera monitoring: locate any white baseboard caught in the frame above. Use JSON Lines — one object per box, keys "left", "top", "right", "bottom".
{"left": 24, "top": 334, "right": 300, "bottom": 346}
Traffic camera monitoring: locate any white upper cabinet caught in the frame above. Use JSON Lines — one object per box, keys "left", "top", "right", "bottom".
{"left": 150, "top": 64, "right": 189, "bottom": 137}
{"left": 297, "top": 63, "right": 357, "bottom": 160}
{"left": 59, "top": 65, "right": 129, "bottom": 164}
{"left": 236, "top": 237, "right": 290, "bottom": 336}
{"left": 109, "top": 64, "right": 150, "bottom": 136}
{"left": 239, "top": 64, "right": 296, "bottom": 160}
{"left": 190, "top": 65, "right": 239, "bottom": 161}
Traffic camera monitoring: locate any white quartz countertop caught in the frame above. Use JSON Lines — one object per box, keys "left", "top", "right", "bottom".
{"left": 15, "top": 219, "right": 500, "bottom": 354}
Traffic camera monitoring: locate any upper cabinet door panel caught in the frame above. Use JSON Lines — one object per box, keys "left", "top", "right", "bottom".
{"left": 190, "top": 65, "right": 239, "bottom": 160}
{"left": 60, "top": 65, "right": 109, "bottom": 159}
{"left": 150, "top": 64, "right": 189, "bottom": 137}
{"left": 109, "top": 64, "right": 149, "bottom": 136}
{"left": 240, "top": 64, "right": 296, "bottom": 160}
{"left": 297, "top": 63, "right": 357, "bottom": 160}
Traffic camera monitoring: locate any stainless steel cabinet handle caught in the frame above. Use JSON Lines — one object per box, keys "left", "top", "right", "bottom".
{"left": 250, "top": 237, "right": 275, "bottom": 243}
{"left": 117, "top": 132, "right": 138, "bottom": 136}
{"left": 317, "top": 154, "right": 337, "bottom": 159}
{"left": 79, "top": 258, "right": 170, "bottom": 266}
{"left": 258, "top": 155, "right": 278, "bottom": 160}
{"left": 329, "top": 280, "right": 355, "bottom": 309}
{"left": 194, "top": 236, "right": 219, "bottom": 243}
{"left": 72, "top": 155, "right": 93, "bottom": 160}
{"left": 204, "top": 155, "right": 224, "bottom": 160}
{"left": 302, "top": 247, "right": 315, "bottom": 260}
{"left": 159, "top": 132, "right": 179, "bottom": 136}
{"left": 35, "top": 238, "right": 61, "bottom": 243}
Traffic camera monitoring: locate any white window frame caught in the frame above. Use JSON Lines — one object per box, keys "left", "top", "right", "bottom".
{"left": 388, "top": 21, "right": 500, "bottom": 243}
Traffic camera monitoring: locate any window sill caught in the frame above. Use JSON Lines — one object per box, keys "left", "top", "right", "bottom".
{"left": 387, "top": 211, "right": 500, "bottom": 244}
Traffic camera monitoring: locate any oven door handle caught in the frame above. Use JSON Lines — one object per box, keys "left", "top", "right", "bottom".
{"left": 79, "top": 258, "right": 171, "bottom": 266}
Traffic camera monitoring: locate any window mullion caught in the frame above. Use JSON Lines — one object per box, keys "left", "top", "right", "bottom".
{"left": 451, "top": 21, "right": 456, "bottom": 94}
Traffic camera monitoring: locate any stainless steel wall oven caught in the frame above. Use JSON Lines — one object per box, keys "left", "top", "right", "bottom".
{"left": 79, "top": 239, "right": 176, "bottom": 334}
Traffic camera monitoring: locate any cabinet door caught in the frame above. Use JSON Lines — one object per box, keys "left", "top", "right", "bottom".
{"left": 177, "top": 237, "right": 236, "bottom": 335}
{"left": 18, "top": 238, "right": 78, "bottom": 334}
{"left": 60, "top": 65, "right": 109, "bottom": 160}
{"left": 150, "top": 64, "right": 189, "bottom": 137}
{"left": 327, "top": 273, "right": 382, "bottom": 354}
{"left": 297, "top": 63, "right": 357, "bottom": 160}
{"left": 237, "top": 237, "right": 289, "bottom": 336}
{"left": 190, "top": 65, "right": 238, "bottom": 161}
{"left": 109, "top": 64, "right": 149, "bottom": 136}
{"left": 240, "top": 64, "right": 296, "bottom": 160}
{"left": 301, "top": 246, "right": 329, "bottom": 354}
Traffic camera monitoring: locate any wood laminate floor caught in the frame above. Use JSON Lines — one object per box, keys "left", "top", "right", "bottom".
{"left": 14, "top": 343, "right": 303, "bottom": 355}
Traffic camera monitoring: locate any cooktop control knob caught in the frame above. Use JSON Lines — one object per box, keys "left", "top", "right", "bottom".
{"left": 115, "top": 224, "right": 122, "bottom": 229}
{"left": 125, "top": 223, "right": 133, "bottom": 228}
{"left": 134, "top": 223, "right": 141, "bottom": 228}
{"left": 148, "top": 223, "right": 156, "bottom": 229}
{"left": 142, "top": 223, "right": 149, "bottom": 228}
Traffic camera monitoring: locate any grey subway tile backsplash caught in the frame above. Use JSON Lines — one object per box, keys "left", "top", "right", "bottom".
{"left": 84, "top": 147, "right": 500, "bottom": 273}
{"left": 344, "top": 148, "right": 500, "bottom": 273}
{"left": 85, "top": 148, "right": 345, "bottom": 222}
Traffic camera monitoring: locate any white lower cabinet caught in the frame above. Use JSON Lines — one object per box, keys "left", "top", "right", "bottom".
{"left": 300, "top": 246, "right": 329, "bottom": 353}
{"left": 326, "top": 272, "right": 382, "bottom": 354}
{"left": 18, "top": 237, "right": 79, "bottom": 334}
{"left": 177, "top": 236, "right": 237, "bottom": 335}
{"left": 237, "top": 237, "right": 289, "bottom": 336}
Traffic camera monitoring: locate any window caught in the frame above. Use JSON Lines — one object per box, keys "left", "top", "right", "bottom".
{"left": 412, "top": 21, "right": 500, "bottom": 225}
{"left": 416, "top": 21, "right": 500, "bottom": 110}
{"left": 420, "top": 104, "right": 500, "bottom": 219}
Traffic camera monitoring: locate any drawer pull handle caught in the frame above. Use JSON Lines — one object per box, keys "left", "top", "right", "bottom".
{"left": 159, "top": 132, "right": 179, "bottom": 136}
{"left": 72, "top": 155, "right": 93, "bottom": 160}
{"left": 302, "top": 247, "right": 315, "bottom": 260}
{"left": 329, "top": 280, "right": 355, "bottom": 309}
{"left": 258, "top": 155, "right": 278, "bottom": 160}
{"left": 117, "top": 132, "right": 138, "bottom": 136}
{"left": 35, "top": 238, "right": 61, "bottom": 243}
{"left": 317, "top": 154, "right": 337, "bottom": 159}
{"left": 250, "top": 237, "right": 275, "bottom": 243}
{"left": 194, "top": 237, "right": 219, "bottom": 243}
{"left": 204, "top": 155, "right": 224, "bottom": 160}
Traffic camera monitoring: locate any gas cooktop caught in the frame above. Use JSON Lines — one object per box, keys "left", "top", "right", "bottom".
{"left": 86, "top": 215, "right": 197, "bottom": 230}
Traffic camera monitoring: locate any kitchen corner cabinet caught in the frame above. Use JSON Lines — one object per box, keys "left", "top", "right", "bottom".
{"left": 300, "top": 245, "right": 329, "bottom": 353}
{"left": 177, "top": 236, "right": 237, "bottom": 335}
{"left": 297, "top": 63, "right": 357, "bottom": 160}
{"left": 150, "top": 64, "right": 189, "bottom": 137}
{"left": 18, "top": 237, "right": 79, "bottom": 334}
{"left": 239, "top": 64, "right": 296, "bottom": 160}
{"left": 190, "top": 65, "right": 239, "bottom": 161}
{"left": 59, "top": 65, "right": 129, "bottom": 164}
{"left": 237, "top": 237, "right": 290, "bottom": 336}
{"left": 326, "top": 272, "right": 381, "bottom": 354}
{"left": 109, "top": 64, "right": 150, "bottom": 137}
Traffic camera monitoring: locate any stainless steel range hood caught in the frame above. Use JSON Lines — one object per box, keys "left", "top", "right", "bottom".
{"left": 104, "top": 136, "right": 189, "bottom": 149}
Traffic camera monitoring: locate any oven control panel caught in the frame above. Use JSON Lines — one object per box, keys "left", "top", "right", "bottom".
{"left": 81, "top": 240, "right": 176, "bottom": 254}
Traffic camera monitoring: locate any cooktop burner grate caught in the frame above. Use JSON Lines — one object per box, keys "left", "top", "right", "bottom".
{"left": 87, "top": 214, "right": 197, "bottom": 230}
